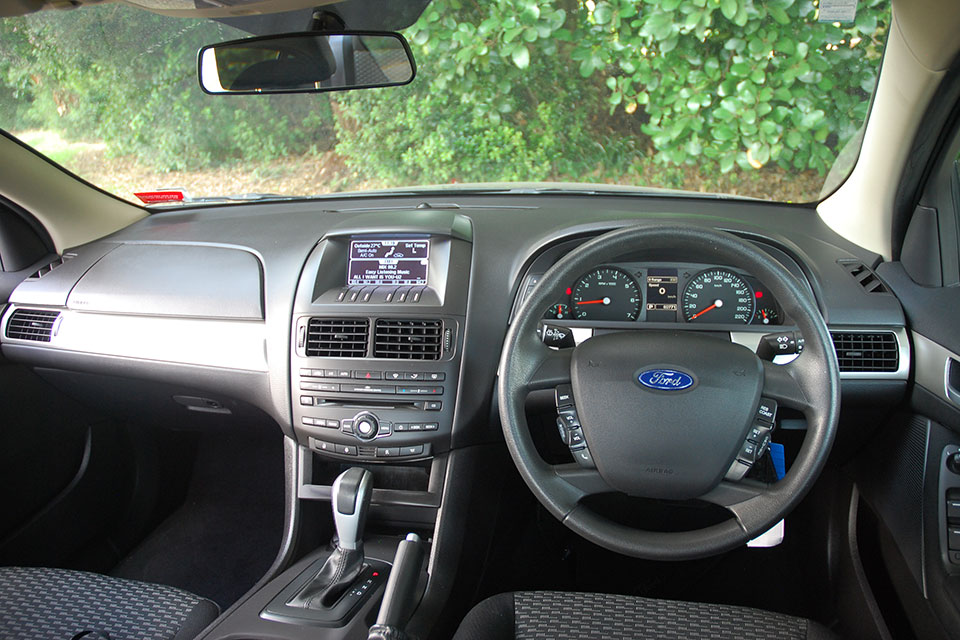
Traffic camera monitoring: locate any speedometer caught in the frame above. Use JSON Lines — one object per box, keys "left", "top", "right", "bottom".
{"left": 571, "top": 267, "right": 642, "bottom": 321}
{"left": 681, "top": 268, "right": 755, "bottom": 324}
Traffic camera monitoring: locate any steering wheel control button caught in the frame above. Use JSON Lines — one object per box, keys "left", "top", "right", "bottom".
{"left": 756, "top": 398, "right": 778, "bottom": 424}
{"left": 737, "top": 440, "right": 759, "bottom": 465}
{"left": 572, "top": 447, "right": 595, "bottom": 468}
{"left": 556, "top": 418, "right": 569, "bottom": 445}
{"left": 555, "top": 384, "right": 574, "bottom": 408}
{"left": 747, "top": 423, "right": 772, "bottom": 443}
{"left": 568, "top": 428, "right": 586, "bottom": 450}
{"left": 558, "top": 409, "right": 581, "bottom": 428}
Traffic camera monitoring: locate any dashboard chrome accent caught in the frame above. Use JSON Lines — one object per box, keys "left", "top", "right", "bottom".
{"left": 0, "top": 305, "right": 268, "bottom": 372}
{"left": 914, "top": 331, "right": 960, "bottom": 405}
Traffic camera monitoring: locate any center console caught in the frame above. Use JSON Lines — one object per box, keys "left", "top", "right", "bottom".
{"left": 290, "top": 230, "right": 470, "bottom": 464}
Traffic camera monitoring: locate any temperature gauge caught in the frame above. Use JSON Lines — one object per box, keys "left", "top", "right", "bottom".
{"left": 754, "top": 306, "right": 780, "bottom": 325}
{"left": 545, "top": 303, "right": 571, "bottom": 320}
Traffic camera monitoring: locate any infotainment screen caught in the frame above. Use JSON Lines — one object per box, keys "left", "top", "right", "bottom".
{"left": 348, "top": 239, "right": 429, "bottom": 286}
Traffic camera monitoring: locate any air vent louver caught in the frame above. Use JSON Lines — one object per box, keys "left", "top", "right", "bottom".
{"left": 305, "top": 318, "right": 369, "bottom": 358}
{"left": 830, "top": 331, "right": 899, "bottom": 372}
{"left": 374, "top": 319, "right": 442, "bottom": 360}
{"left": 5, "top": 309, "right": 60, "bottom": 342}
{"left": 838, "top": 260, "right": 890, "bottom": 294}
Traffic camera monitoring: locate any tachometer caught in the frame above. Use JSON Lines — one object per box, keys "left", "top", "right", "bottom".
{"left": 681, "top": 268, "right": 755, "bottom": 324}
{"left": 571, "top": 267, "right": 642, "bottom": 321}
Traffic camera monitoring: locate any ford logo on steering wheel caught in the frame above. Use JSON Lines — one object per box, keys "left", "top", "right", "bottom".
{"left": 638, "top": 368, "right": 695, "bottom": 391}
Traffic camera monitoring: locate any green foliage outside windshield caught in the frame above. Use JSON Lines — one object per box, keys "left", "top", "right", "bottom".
{"left": 0, "top": 0, "right": 888, "bottom": 201}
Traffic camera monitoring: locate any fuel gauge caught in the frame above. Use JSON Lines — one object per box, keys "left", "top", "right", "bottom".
{"left": 545, "top": 303, "right": 571, "bottom": 320}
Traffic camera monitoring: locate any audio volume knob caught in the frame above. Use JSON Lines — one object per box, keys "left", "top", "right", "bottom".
{"left": 353, "top": 412, "right": 379, "bottom": 441}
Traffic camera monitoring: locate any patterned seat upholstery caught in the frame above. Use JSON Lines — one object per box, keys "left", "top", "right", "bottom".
{"left": 452, "top": 591, "right": 839, "bottom": 640}
{"left": 0, "top": 567, "right": 219, "bottom": 640}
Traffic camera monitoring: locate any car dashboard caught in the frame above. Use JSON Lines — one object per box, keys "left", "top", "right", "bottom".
{"left": 0, "top": 194, "right": 910, "bottom": 481}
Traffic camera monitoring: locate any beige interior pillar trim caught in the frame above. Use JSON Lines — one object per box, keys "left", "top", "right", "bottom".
{"left": 818, "top": 4, "right": 948, "bottom": 260}
{"left": 0, "top": 135, "right": 146, "bottom": 253}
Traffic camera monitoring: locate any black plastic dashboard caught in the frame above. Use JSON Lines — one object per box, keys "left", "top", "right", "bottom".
{"left": 0, "top": 193, "right": 911, "bottom": 463}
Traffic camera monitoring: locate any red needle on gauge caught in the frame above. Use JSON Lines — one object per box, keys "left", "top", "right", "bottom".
{"left": 575, "top": 297, "right": 611, "bottom": 305}
{"left": 690, "top": 299, "right": 723, "bottom": 320}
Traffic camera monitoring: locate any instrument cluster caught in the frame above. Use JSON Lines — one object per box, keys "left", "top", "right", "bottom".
{"left": 544, "top": 262, "right": 784, "bottom": 325}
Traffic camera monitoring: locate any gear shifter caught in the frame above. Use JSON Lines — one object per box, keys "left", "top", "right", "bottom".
{"left": 287, "top": 467, "right": 372, "bottom": 609}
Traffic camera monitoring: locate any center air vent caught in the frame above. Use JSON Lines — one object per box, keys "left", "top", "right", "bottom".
{"left": 830, "top": 331, "right": 899, "bottom": 372}
{"left": 374, "top": 319, "right": 442, "bottom": 360}
{"left": 5, "top": 308, "right": 60, "bottom": 342}
{"left": 305, "top": 318, "right": 369, "bottom": 358}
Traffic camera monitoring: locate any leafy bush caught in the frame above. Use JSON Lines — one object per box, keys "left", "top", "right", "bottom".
{"left": 0, "top": 7, "right": 336, "bottom": 171}
{"left": 574, "top": 0, "right": 888, "bottom": 174}
{"left": 335, "top": 0, "right": 640, "bottom": 185}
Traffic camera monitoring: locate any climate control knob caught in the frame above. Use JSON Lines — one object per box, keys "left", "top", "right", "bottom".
{"left": 353, "top": 412, "right": 379, "bottom": 441}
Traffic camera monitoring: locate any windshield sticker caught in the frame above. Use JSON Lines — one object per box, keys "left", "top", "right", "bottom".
{"left": 134, "top": 191, "right": 185, "bottom": 204}
{"left": 819, "top": 0, "right": 857, "bottom": 23}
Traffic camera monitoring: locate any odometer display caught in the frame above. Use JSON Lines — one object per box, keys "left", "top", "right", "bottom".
{"left": 571, "top": 267, "right": 642, "bottom": 321}
{"left": 681, "top": 268, "right": 755, "bottom": 324}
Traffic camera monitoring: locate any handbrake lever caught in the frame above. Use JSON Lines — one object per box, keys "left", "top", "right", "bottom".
{"left": 367, "top": 533, "right": 426, "bottom": 640}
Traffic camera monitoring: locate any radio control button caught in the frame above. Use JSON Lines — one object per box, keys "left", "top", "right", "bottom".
{"left": 410, "top": 288, "right": 424, "bottom": 303}
{"left": 423, "top": 401, "right": 442, "bottom": 411}
{"left": 558, "top": 409, "right": 580, "bottom": 429}
{"left": 300, "top": 396, "right": 314, "bottom": 406}
{"left": 555, "top": 384, "right": 574, "bottom": 408}
{"left": 394, "top": 423, "right": 408, "bottom": 432}
{"left": 424, "top": 423, "right": 439, "bottom": 431}
{"left": 395, "top": 287, "right": 410, "bottom": 303}
{"left": 568, "top": 427, "right": 586, "bottom": 450}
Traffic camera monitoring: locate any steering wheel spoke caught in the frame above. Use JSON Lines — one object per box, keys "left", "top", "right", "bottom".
{"left": 761, "top": 358, "right": 813, "bottom": 413}
{"left": 553, "top": 463, "right": 611, "bottom": 498}
{"left": 523, "top": 344, "right": 573, "bottom": 392}
{"left": 699, "top": 480, "right": 775, "bottom": 534}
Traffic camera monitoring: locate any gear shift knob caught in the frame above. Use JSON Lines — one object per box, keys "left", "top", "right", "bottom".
{"left": 332, "top": 467, "right": 372, "bottom": 551}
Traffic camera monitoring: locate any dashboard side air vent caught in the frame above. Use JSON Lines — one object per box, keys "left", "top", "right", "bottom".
{"left": 374, "top": 319, "right": 442, "bottom": 360}
{"left": 838, "top": 259, "right": 890, "bottom": 294}
{"left": 5, "top": 308, "right": 60, "bottom": 342}
{"left": 830, "top": 331, "right": 899, "bottom": 372}
{"left": 305, "top": 318, "right": 369, "bottom": 358}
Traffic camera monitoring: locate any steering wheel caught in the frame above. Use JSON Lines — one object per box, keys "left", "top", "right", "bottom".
{"left": 498, "top": 224, "right": 840, "bottom": 560}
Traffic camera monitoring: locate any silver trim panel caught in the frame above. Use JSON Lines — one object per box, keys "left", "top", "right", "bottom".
{"left": 914, "top": 331, "right": 960, "bottom": 405}
{"left": 1, "top": 305, "right": 268, "bottom": 372}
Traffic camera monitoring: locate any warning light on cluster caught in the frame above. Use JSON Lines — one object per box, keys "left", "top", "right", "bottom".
{"left": 755, "top": 291, "right": 764, "bottom": 298}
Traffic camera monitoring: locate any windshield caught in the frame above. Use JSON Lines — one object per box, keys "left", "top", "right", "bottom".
{"left": 0, "top": 1, "right": 889, "bottom": 204}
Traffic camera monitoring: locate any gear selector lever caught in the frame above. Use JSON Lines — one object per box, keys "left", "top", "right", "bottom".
{"left": 287, "top": 467, "right": 372, "bottom": 609}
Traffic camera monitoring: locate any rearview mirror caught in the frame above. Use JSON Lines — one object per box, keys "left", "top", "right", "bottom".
{"left": 198, "top": 31, "right": 416, "bottom": 95}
